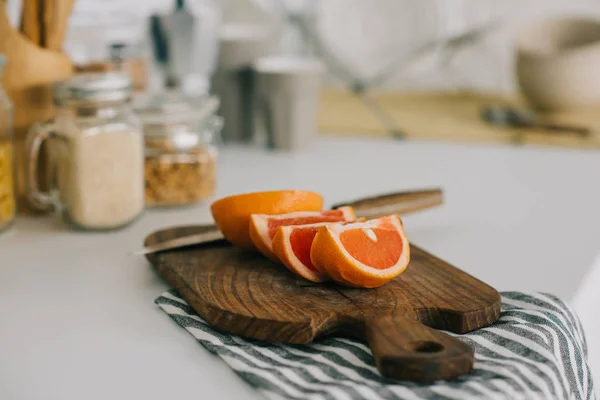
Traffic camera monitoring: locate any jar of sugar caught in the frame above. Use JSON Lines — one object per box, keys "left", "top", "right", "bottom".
{"left": 26, "top": 72, "right": 144, "bottom": 230}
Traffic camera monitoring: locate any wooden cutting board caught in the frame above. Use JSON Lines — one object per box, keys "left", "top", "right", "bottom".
{"left": 145, "top": 225, "right": 501, "bottom": 383}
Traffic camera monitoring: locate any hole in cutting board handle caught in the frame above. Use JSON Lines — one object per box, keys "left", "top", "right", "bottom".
{"left": 411, "top": 341, "right": 444, "bottom": 353}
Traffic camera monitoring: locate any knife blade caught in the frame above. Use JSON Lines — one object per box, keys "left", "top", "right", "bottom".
{"left": 131, "top": 228, "right": 225, "bottom": 255}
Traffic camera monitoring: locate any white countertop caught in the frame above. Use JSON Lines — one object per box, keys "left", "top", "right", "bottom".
{"left": 1, "top": 137, "right": 599, "bottom": 399}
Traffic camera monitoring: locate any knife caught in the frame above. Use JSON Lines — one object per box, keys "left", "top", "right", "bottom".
{"left": 133, "top": 188, "right": 443, "bottom": 255}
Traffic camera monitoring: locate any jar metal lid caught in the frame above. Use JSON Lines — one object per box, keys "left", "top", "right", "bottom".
{"left": 134, "top": 90, "right": 219, "bottom": 130}
{"left": 54, "top": 72, "right": 132, "bottom": 103}
{"left": 144, "top": 114, "right": 223, "bottom": 152}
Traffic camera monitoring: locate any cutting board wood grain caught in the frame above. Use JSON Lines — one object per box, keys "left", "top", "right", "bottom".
{"left": 146, "top": 225, "right": 501, "bottom": 382}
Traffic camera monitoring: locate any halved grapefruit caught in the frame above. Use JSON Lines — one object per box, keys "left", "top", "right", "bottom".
{"left": 210, "top": 190, "right": 323, "bottom": 250}
{"left": 310, "top": 215, "right": 410, "bottom": 288}
{"left": 249, "top": 207, "right": 356, "bottom": 260}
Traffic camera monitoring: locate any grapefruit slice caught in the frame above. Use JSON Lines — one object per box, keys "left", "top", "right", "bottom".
{"left": 310, "top": 215, "right": 410, "bottom": 288}
{"left": 210, "top": 190, "right": 323, "bottom": 250}
{"left": 249, "top": 207, "right": 356, "bottom": 260}
{"left": 272, "top": 222, "right": 332, "bottom": 282}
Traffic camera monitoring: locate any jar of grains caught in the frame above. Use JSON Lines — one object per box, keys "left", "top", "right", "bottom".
{"left": 134, "top": 92, "right": 221, "bottom": 207}
{"left": 0, "top": 54, "right": 15, "bottom": 232}
{"left": 26, "top": 72, "right": 144, "bottom": 230}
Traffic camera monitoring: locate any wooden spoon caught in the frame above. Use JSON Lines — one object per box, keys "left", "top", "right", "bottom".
{"left": 19, "top": 0, "right": 42, "bottom": 45}
{"left": 45, "top": 0, "right": 75, "bottom": 51}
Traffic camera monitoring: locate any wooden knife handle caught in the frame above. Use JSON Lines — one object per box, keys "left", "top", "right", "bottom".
{"left": 333, "top": 188, "right": 443, "bottom": 219}
{"left": 365, "top": 315, "right": 473, "bottom": 382}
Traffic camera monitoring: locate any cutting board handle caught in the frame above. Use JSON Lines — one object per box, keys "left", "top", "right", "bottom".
{"left": 365, "top": 315, "right": 474, "bottom": 382}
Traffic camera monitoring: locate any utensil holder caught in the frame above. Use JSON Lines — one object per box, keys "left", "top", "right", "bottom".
{"left": 0, "top": 6, "right": 73, "bottom": 213}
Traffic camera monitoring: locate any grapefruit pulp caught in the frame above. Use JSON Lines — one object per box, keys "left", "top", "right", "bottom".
{"left": 272, "top": 222, "right": 332, "bottom": 282}
{"left": 249, "top": 207, "right": 356, "bottom": 260}
{"left": 310, "top": 215, "right": 410, "bottom": 288}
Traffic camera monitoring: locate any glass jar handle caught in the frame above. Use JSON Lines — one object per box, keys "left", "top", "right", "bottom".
{"left": 26, "top": 122, "right": 57, "bottom": 210}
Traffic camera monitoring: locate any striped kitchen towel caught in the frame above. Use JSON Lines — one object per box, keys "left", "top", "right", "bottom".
{"left": 156, "top": 291, "right": 595, "bottom": 400}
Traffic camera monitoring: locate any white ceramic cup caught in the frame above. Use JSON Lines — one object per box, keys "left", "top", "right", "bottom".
{"left": 515, "top": 17, "right": 600, "bottom": 111}
{"left": 253, "top": 56, "right": 325, "bottom": 151}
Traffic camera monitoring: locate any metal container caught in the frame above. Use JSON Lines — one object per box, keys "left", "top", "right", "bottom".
{"left": 26, "top": 72, "right": 144, "bottom": 230}
{"left": 253, "top": 56, "right": 324, "bottom": 151}
{"left": 212, "top": 24, "right": 273, "bottom": 143}
{"left": 149, "top": 0, "right": 220, "bottom": 93}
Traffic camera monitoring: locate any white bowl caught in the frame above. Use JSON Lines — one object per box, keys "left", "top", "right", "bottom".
{"left": 515, "top": 17, "right": 600, "bottom": 111}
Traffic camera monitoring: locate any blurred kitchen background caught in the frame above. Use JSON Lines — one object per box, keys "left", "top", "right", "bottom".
{"left": 2, "top": 0, "right": 600, "bottom": 250}
{"left": 6, "top": 0, "right": 600, "bottom": 147}
{"left": 7, "top": 0, "right": 600, "bottom": 93}
{"left": 5, "top": 0, "right": 600, "bottom": 147}
{"left": 5, "top": 0, "right": 600, "bottom": 92}
{"left": 3, "top": 0, "right": 600, "bottom": 244}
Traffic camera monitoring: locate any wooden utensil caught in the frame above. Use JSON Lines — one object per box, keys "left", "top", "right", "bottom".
{"left": 1, "top": 3, "right": 73, "bottom": 213}
{"left": 44, "top": 0, "right": 75, "bottom": 51}
{"left": 145, "top": 225, "right": 501, "bottom": 382}
{"left": 134, "top": 188, "right": 443, "bottom": 255}
{"left": 1, "top": 6, "right": 72, "bottom": 88}
{"left": 20, "top": 0, "right": 74, "bottom": 50}
{"left": 19, "top": 0, "right": 42, "bottom": 45}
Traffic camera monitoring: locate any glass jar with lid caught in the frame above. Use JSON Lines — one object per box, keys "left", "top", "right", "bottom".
{"left": 134, "top": 92, "right": 221, "bottom": 207}
{"left": 66, "top": 9, "right": 149, "bottom": 92}
{"left": 26, "top": 72, "right": 145, "bottom": 230}
{"left": 0, "top": 54, "right": 15, "bottom": 232}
